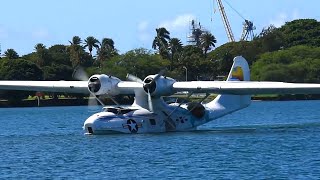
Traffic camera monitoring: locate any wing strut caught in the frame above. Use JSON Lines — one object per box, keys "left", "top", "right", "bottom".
{"left": 186, "top": 93, "right": 210, "bottom": 115}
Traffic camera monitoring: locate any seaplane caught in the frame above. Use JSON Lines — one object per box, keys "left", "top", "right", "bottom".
{"left": 1, "top": 56, "right": 320, "bottom": 134}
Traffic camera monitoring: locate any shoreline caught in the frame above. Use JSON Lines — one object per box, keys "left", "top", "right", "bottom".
{"left": 1, "top": 95, "right": 320, "bottom": 108}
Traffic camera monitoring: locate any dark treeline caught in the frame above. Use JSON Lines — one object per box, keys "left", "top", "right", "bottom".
{"left": 1, "top": 18, "right": 320, "bottom": 102}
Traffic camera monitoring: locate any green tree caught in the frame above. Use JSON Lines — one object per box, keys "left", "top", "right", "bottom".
{"left": 0, "top": 59, "right": 43, "bottom": 103}
{"left": 34, "top": 43, "right": 50, "bottom": 67}
{"left": 67, "top": 36, "right": 94, "bottom": 68}
{"left": 255, "top": 25, "right": 284, "bottom": 52}
{"left": 84, "top": 36, "right": 100, "bottom": 56}
{"left": 48, "top": 44, "right": 71, "bottom": 66}
{"left": 42, "top": 64, "right": 73, "bottom": 81}
{"left": 208, "top": 41, "right": 261, "bottom": 76}
{"left": 251, "top": 45, "right": 320, "bottom": 83}
{"left": 94, "top": 48, "right": 170, "bottom": 79}
{"left": 69, "top": 36, "right": 82, "bottom": 46}
{"left": 177, "top": 45, "right": 215, "bottom": 80}
{"left": 168, "top": 38, "right": 183, "bottom": 69}
{"left": 97, "top": 38, "right": 117, "bottom": 67}
{"left": 4, "top": 49, "right": 19, "bottom": 59}
{"left": 279, "top": 19, "right": 320, "bottom": 48}
{"left": 200, "top": 32, "right": 217, "bottom": 57}
{"left": 152, "top": 27, "right": 171, "bottom": 59}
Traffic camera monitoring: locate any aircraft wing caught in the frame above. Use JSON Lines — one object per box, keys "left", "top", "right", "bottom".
{"left": 173, "top": 81, "right": 320, "bottom": 95}
{"left": 0, "top": 81, "right": 89, "bottom": 94}
{"left": 0, "top": 80, "right": 142, "bottom": 95}
{"left": 116, "top": 81, "right": 143, "bottom": 94}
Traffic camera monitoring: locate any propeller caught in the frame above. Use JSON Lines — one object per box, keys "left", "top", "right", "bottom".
{"left": 73, "top": 66, "right": 88, "bottom": 81}
{"left": 126, "top": 69, "right": 167, "bottom": 112}
{"left": 73, "top": 66, "right": 103, "bottom": 111}
{"left": 147, "top": 89, "right": 153, "bottom": 112}
{"left": 126, "top": 74, "right": 143, "bottom": 84}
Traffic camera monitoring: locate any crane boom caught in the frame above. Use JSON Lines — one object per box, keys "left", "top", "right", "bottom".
{"left": 216, "top": 0, "right": 235, "bottom": 42}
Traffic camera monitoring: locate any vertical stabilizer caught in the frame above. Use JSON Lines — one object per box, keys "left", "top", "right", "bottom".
{"left": 206, "top": 56, "right": 251, "bottom": 119}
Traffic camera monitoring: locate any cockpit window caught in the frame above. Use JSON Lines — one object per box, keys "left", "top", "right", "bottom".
{"left": 103, "top": 107, "right": 136, "bottom": 115}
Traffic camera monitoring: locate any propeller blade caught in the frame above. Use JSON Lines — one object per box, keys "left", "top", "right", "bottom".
{"left": 100, "top": 94, "right": 120, "bottom": 106}
{"left": 73, "top": 66, "right": 88, "bottom": 81}
{"left": 147, "top": 89, "right": 153, "bottom": 112}
{"left": 153, "top": 68, "right": 167, "bottom": 81}
{"left": 87, "top": 93, "right": 100, "bottom": 112}
{"left": 88, "top": 93, "right": 98, "bottom": 106}
{"left": 126, "top": 74, "right": 143, "bottom": 84}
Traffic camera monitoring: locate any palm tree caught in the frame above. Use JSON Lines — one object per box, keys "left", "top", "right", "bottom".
{"left": 169, "top": 38, "right": 183, "bottom": 69}
{"left": 69, "top": 36, "right": 82, "bottom": 45}
{"left": 102, "top": 38, "right": 114, "bottom": 48}
{"left": 200, "top": 32, "right": 217, "bottom": 57}
{"left": 34, "top": 43, "right": 48, "bottom": 66}
{"left": 69, "top": 36, "right": 84, "bottom": 67}
{"left": 84, "top": 36, "right": 100, "bottom": 56}
{"left": 97, "top": 38, "right": 116, "bottom": 68}
{"left": 152, "top": 27, "right": 171, "bottom": 59}
{"left": 34, "top": 43, "right": 46, "bottom": 51}
{"left": 4, "top": 49, "right": 19, "bottom": 59}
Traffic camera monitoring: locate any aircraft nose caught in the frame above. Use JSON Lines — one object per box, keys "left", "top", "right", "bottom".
{"left": 83, "top": 115, "right": 99, "bottom": 135}
{"left": 84, "top": 121, "right": 94, "bottom": 134}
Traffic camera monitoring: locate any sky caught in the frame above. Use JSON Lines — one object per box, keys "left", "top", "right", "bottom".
{"left": 0, "top": 0, "right": 319, "bottom": 56}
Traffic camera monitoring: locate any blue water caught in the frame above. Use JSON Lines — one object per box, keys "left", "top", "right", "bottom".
{"left": 1, "top": 101, "right": 320, "bottom": 179}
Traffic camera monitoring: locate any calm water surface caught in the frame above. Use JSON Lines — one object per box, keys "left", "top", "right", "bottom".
{"left": 1, "top": 101, "right": 320, "bottom": 179}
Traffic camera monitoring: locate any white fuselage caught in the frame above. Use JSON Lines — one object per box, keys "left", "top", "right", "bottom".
{"left": 83, "top": 95, "right": 251, "bottom": 134}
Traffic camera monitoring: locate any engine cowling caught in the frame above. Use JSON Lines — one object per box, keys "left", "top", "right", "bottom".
{"left": 88, "top": 74, "right": 121, "bottom": 95}
{"left": 143, "top": 75, "right": 176, "bottom": 97}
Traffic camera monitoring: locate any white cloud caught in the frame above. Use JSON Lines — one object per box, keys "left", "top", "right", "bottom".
{"left": 159, "top": 14, "right": 195, "bottom": 31}
{"left": 136, "top": 14, "right": 196, "bottom": 47}
{"left": 138, "top": 21, "right": 149, "bottom": 31}
{"left": 270, "top": 13, "right": 288, "bottom": 28}
{"left": 270, "top": 10, "right": 302, "bottom": 28}
{"left": 31, "top": 28, "right": 50, "bottom": 39}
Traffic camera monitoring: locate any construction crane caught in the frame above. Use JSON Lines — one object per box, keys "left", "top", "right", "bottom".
{"left": 214, "top": 0, "right": 255, "bottom": 42}
{"left": 240, "top": 19, "right": 256, "bottom": 41}
{"left": 216, "top": 0, "right": 235, "bottom": 42}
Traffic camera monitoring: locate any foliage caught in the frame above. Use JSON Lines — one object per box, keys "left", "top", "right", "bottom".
{"left": 48, "top": 44, "right": 71, "bottom": 66}
{"left": 99, "top": 48, "right": 170, "bottom": 80}
{"left": 69, "top": 36, "right": 82, "bottom": 45}
{"left": 4, "top": 49, "right": 19, "bottom": 59}
{"left": 152, "top": 27, "right": 171, "bottom": 59}
{"left": 208, "top": 41, "right": 261, "bottom": 77}
{"left": 255, "top": 25, "right": 284, "bottom": 52}
{"left": 251, "top": 46, "right": 320, "bottom": 83}
{"left": 200, "top": 32, "right": 217, "bottom": 56}
{"left": 279, "top": 19, "right": 320, "bottom": 48}
{"left": 168, "top": 38, "right": 183, "bottom": 69}
{"left": 42, "top": 64, "right": 74, "bottom": 81}
{"left": 0, "top": 59, "right": 43, "bottom": 102}
{"left": 177, "top": 45, "right": 216, "bottom": 80}
{"left": 97, "top": 38, "right": 117, "bottom": 68}
{"left": 0, "top": 59, "right": 43, "bottom": 80}
{"left": 84, "top": 36, "right": 100, "bottom": 55}
{"left": 34, "top": 43, "right": 50, "bottom": 67}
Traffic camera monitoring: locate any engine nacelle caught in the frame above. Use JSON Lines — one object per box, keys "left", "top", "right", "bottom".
{"left": 143, "top": 75, "right": 176, "bottom": 97}
{"left": 88, "top": 74, "right": 121, "bottom": 95}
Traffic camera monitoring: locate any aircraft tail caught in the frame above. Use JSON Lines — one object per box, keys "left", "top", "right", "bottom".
{"left": 205, "top": 56, "right": 251, "bottom": 118}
